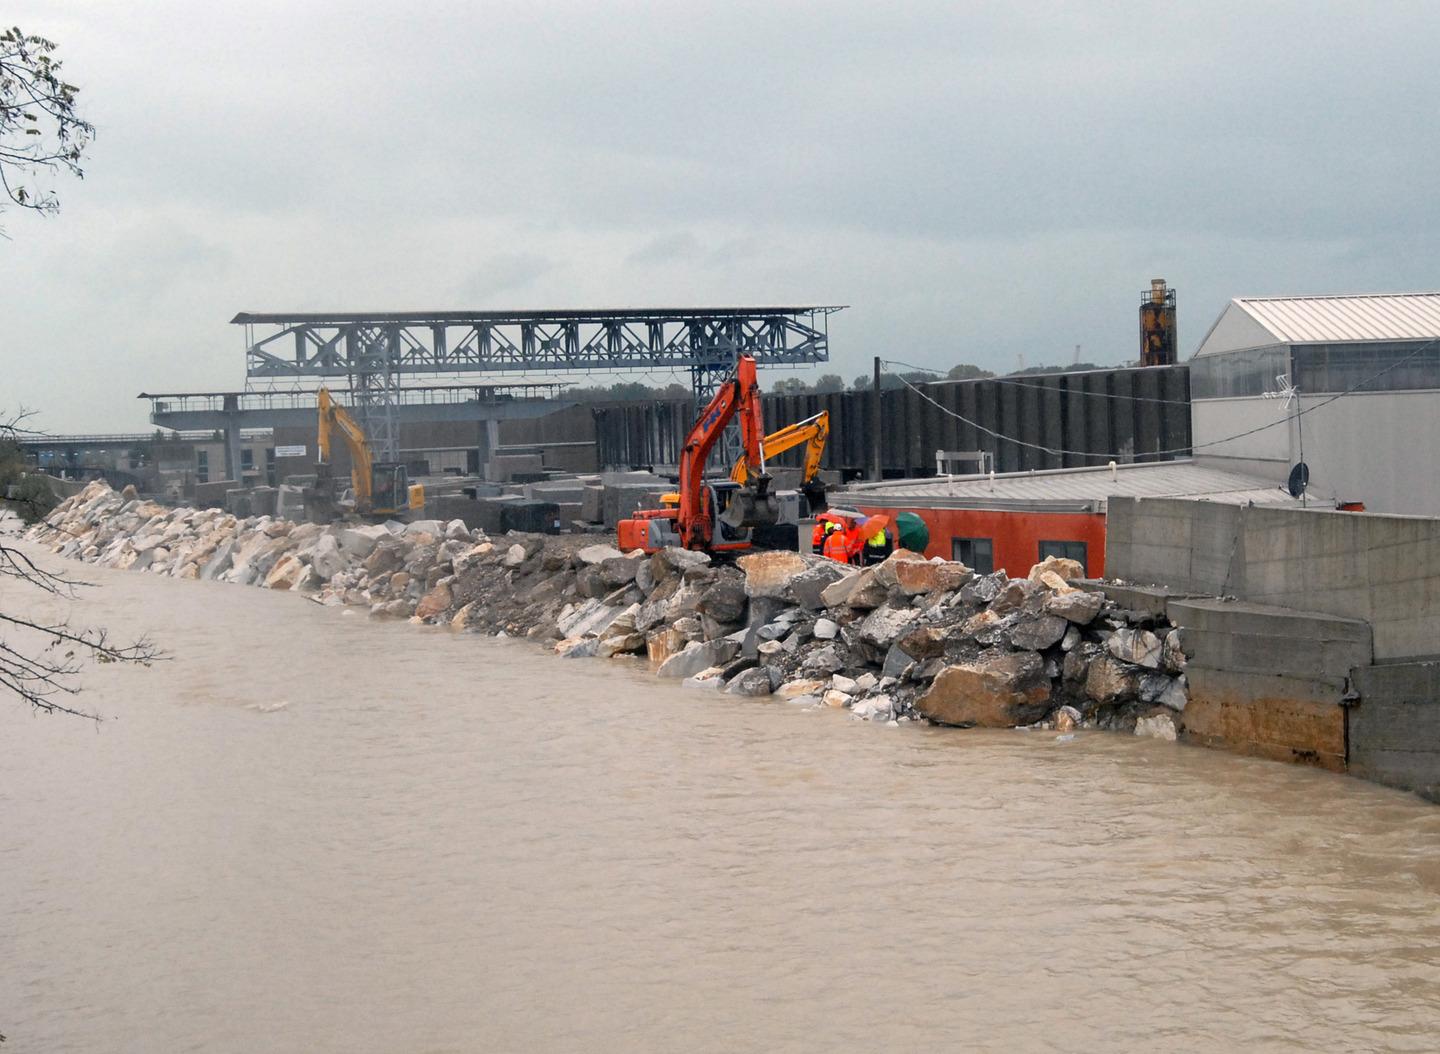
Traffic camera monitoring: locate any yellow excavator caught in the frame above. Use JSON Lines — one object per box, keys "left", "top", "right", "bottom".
{"left": 314, "top": 387, "right": 425, "bottom": 519}
{"left": 659, "top": 409, "right": 830, "bottom": 515}
{"left": 731, "top": 410, "right": 830, "bottom": 512}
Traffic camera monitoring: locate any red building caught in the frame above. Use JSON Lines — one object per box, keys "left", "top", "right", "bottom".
{"left": 845, "top": 460, "right": 1316, "bottom": 578}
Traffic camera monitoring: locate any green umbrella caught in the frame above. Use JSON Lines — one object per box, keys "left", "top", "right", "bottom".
{"left": 895, "top": 511, "right": 930, "bottom": 554}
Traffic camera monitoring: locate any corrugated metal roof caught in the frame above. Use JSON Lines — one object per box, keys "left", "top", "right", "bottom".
{"left": 842, "top": 459, "right": 1320, "bottom": 512}
{"left": 1235, "top": 292, "right": 1440, "bottom": 343}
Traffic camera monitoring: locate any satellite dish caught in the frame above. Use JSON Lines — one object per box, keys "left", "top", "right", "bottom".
{"left": 1287, "top": 462, "right": 1310, "bottom": 498}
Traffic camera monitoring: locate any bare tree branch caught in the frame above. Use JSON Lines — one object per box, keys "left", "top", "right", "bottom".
{"left": 2, "top": 411, "right": 166, "bottom": 720}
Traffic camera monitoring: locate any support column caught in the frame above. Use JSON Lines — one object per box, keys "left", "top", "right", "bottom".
{"left": 870, "top": 356, "right": 882, "bottom": 480}
{"left": 222, "top": 395, "right": 243, "bottom": 482}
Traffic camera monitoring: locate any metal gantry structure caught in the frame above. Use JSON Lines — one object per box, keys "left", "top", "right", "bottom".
{"left": 233, "top": 307, "right": 842, "bottom": 462}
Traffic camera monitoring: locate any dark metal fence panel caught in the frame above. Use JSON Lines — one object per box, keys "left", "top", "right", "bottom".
{"left": 590, "top": 365, "right": 1192, "bottom": 474}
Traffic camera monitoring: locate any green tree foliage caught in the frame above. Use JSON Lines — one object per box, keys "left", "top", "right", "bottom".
{"left": 1010, "top": 362, "right": 1104, "bottom": 376}
{"left": 0, "top": 27, "right": 94, "bottom": 221}
{"left": 565, "top": 381, "right": 693, "bottom": 403}
{"left": 946, "top": 363, "right": 995, "bottom": 380}
{"left": 852, "top": 370, "right": 941, "bottom": 391}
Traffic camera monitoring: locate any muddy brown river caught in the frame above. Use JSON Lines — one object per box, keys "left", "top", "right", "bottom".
{"left": 2, "top": 542, "right": 1439, "bottom": 1052}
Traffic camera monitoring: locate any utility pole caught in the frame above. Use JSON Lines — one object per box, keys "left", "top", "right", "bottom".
{"left": 870, "top": 355, "right": 882, "bottom": 481}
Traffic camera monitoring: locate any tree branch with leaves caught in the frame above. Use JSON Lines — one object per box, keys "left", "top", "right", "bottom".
{"left": 0, "top": 25, "right": 94, "bottom": 220}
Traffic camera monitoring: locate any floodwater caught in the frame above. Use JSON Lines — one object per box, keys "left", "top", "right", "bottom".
{"left": 2, "top": 543, "right": 1439, "bottom": 1053}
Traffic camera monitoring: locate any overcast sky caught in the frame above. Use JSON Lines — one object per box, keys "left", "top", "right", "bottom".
{"left": 5, "top": 0, "right": 1439, "bottom": 432}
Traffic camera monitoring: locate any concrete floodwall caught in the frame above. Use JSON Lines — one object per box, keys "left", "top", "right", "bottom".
{"left": 1170, "top": 598, "right": 1372, "bottom": 772}
{"left": 1348, "top": 662, "right": 1440, "bottom": 802}
{"left": 1107, "top": 498, "right": 1440, "bottom": 662}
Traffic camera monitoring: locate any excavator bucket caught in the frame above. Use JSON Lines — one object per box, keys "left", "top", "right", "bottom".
{"left": 719, "top": 474, "right": 781, "bottom": 530}
{"left": 800, "top": 477, "right": 829, "bottom": 514}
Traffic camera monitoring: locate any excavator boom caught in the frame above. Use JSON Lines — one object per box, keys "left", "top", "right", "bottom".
{"left": 731, "top": 410, "right": 830, "bottom": 486}
{"left": 317, "top": 387, "right": 374, "bottom": 508}
{"left": 315, "top": 387, "right": 421, "bottom": 518}
{"left": 618, "top": 355, "right": 778, "bottom": 552}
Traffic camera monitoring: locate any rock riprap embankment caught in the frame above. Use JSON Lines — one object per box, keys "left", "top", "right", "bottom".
{"left": 30, "top": 481, "right": 1190, "bottom": 738}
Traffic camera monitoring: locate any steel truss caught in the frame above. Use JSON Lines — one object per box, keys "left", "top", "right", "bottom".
{"left": 234, "top": 308, "right": 842, "bottom": 463}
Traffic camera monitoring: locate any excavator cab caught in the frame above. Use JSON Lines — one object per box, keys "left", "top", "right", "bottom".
{"left": 369, "top": 462, "right": 411, "bottom": 518}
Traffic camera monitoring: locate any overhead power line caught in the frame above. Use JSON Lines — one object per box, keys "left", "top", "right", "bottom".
{"left": 880, "top": 358, "right": 1192, "bottom": 407}
{"left": 881, "top": 341, "right": 1437, "bottom": 463}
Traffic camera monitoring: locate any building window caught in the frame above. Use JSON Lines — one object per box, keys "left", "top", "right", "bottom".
{"left": 1038, "top": 540, "right": 1088, "bottom": 571}
{"left": 241, "top": 448, "right": 254, "bottom": 473}
{"left": 952, "top": 537, "right": 994, "bottom": 574}
{"left": 1291, "top": 341, "right": 1440, "bottom": 395}
{"left": 195, "top": 450, "right": 209, "bottom": 483}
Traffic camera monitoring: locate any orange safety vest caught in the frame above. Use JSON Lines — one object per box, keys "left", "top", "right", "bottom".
{"left": 811, "top": 521, "right": 828, "bottom": 548}
{"left": 822, "top": 528, "right": 851, "bottom": 563}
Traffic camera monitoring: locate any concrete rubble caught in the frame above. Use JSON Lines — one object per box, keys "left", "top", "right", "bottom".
{"left": 28, "top": 480, "right": 1194, "bottom": 738}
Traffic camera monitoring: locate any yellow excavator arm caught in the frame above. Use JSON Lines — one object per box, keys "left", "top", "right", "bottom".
{"left": 317, "top": 387, "right": 375, "bottom": 507}
{"left": 660, "top": 409, "right": 831, "bottom": 509}
{"left": 731, "top": 410, "right": 829, "bottom": 486}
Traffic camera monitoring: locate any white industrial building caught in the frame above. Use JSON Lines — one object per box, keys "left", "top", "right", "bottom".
{"left": 1189, "top": 292, "right": 1440, "bottom": 516}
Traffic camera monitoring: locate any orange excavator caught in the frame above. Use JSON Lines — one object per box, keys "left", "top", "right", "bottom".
{"left": 617, "top": 355, "right": 781, "bottom": 553}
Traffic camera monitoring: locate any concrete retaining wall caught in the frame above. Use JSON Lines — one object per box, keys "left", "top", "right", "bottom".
{"left": 1170, "top": 599, "right": 1371, "bottom": 772}
{"left": 1108, "top": 498, "right": 1440, "bottom": 661}
{"left": 1348, "top": 662, "right": 1440, "bottom": 802}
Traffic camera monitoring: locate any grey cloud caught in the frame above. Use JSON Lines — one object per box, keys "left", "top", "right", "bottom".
{"left": 5, "top": 0, "right": 1440, "bottom": 432}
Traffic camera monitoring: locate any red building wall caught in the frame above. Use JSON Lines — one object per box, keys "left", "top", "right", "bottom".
{"left": 852, "top": 504, "right": 1108, "bottom": 578}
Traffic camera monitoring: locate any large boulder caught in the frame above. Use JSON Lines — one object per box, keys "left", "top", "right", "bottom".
{"left": 789, "top": 559, "right": 855, "bottom": 609}
{"left": 200, "top": 538, "right": 236, "bottom": 581}
{"left": 990, "top": 579, "right": 1042, "bottom": 616}
{"left": 1044, "top": 589, "right": 1104, "bottom": 625}
{"left": 1084, "top": 655, "right": 1143, "bottom": 704}
{"left": 893, "top": 559, "right": 972, "bottom": 596}
{"left": 736, "top": 550, "right": 809, "bottom": 599}
{"left": 263, "top": 554, "right": 307, "bottom": 591}
{"left": 1161, "top": 631, "right": 1187, "bottom": 674}
{"left": 310, "top": 533, "right": 347, "bottom": 580}
{"left": 960, "top": 571, "right": 1009, "bottom": 606}
{"left": 819, "top": 571, "right": 862, "bottom": 608}
{"left": 858, "top": 603, "right": 920, "bottom": 649}
{"left": 653, "top": 547, "right": 711, "bottom": 582}
{"left": 577, "top": 543, "right": 624, "bottom": 565}
{"left": 363, "top": 541, "right": 406, "bottom": 578}
{"left": 896, "top": 623, "right": 948, "bottom": 659}
{"left": 656, "top": 638, "right": 741, "bottom": 678}
{"left": 415, "top": 580, "right": 453, "bottom": 620}
{"left": 339, "top": 523, "right": 391, "bottom": 559}
{"left": 645, "top": 625, "right": 688, "bottom": 666}
{"left": 870, "top": 549, "right": 929, "bottom": 589}
{"left": 916, "top": 652, "right": 1054, "bottom": 728}
{"left": 725, "top": 667, "right": 775, "bottom": 697}
{"left": 556, "top": 599, "right": 627, "bottom": 639}
{"left": 599, "top": 555, "right": 640, "bottom": 588}
{"left": 697, "top": 577, "right": 748, "bottom": 624}
{"left": 1007, "top": 613, "right": 1069, "bottom": 651}
{"left": 1027, "top": 555, "right": 1085, "bottom": 583}
{"left": 1106, "top": 628, "right": 1162, "bottom": 668}
{"left": 842, "top": 568, "right": 890, "bottom": 610}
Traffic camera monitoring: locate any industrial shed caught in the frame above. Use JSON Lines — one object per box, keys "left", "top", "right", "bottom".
{"left": 1189, "top": 292, "right": 1440, "bottom": 516}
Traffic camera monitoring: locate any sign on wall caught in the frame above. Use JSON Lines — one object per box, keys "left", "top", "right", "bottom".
{"left": 274, "top": 445, "right": 307, "bottom": 458}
